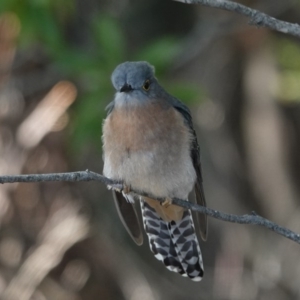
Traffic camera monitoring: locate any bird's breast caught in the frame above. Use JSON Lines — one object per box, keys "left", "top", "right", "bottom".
{"left": 103, "top": 102, "right": 183, "bottom": 152}
{"left": 102, "top": 101, "right": 196, "bottom": 199}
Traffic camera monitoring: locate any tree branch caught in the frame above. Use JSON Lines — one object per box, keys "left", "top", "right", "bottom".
{"left": 175, "top": 0, "right": 300, "bottom": 38}
{"left": 1, "top": 170, "right": 299, "bottom": 245}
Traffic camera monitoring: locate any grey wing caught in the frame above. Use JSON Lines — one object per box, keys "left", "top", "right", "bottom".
{"left": 105, "top": 100, "right": 115, "bottom": 115}
{"left": 113, "top": 191, "right": 143, "bottom": 245}
{"left": 172, "top": 99, "right": 208, "bottom": 241}
{"left": 191, "top": 134, "right": 208, "bottom": 241}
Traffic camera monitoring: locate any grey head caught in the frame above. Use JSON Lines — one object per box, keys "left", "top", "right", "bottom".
{"left": 111, "top": 61, "right": 164, "bottom": 105}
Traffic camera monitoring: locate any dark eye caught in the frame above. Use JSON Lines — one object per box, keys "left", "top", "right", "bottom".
{"left": 143, "top": 80, "right": 150, "bottom": 91}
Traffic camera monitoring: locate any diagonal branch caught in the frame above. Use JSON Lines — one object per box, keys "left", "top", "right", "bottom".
{"left": 0, "top": 170, "right": 300, "bottom": 244}
{"left": 175, "top": 0, "right": 300, "bottom": 38}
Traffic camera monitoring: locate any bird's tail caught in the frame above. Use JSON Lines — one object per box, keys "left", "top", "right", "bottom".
{"left": 141, "top": 200, "right": 204, "bottom": 281}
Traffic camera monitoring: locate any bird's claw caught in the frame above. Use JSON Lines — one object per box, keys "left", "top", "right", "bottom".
{"left": 161, "top": 197, "right": 173, "bottom": 207}
{"left": 122, "top": 183, "right": 131, "bottom": 194}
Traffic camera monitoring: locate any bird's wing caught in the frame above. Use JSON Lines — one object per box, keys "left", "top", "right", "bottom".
{"left": 171, "top": 98, "right": 208, "bottom": 241}
{"left": 113, "top": 191, "right": 143, "bottom": 245}
{"left": 105, "top": 100, "right": 115, "bottom": 115}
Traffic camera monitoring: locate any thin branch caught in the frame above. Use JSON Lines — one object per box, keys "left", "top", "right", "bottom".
{"left": 0, "top": 170, "right": 123, "bottom": 189}
{"left": 175, "top": 0, "right": 300, "bottom": 38}
{"left": 0, "top": 170, "right": 300, "bottom": 245}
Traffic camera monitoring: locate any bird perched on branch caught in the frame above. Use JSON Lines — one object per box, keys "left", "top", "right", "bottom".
{"left": 102, "top": 61, "right": 207, "bottom": 281}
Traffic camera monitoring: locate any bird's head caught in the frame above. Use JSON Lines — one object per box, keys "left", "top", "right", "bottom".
{"left": 111, "top": 61, "right": 161, "bottom": 105}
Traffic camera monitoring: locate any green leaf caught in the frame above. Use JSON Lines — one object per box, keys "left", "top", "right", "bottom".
{"left": 275, "top": 38, "right": 300, "bottom": 102}
{"left": 136, "top": 37, "right": 180, "bottom": 74}
{"left": 16, "top": 5, "right": 64, "bottom": 50}
{"left": 93, "top": 15, "right": 124, "bottom": 66}
{"left": 276, "top": 38, "right": 300, "bottom": 70}
{"left": 166, "top": 82, "right": 205, "bottom": 105}
{"left": 69, "top": 88, "right": 112, "bottom": 152}
{"left": 278, "top": 70, "right": 300, "bottom": 102}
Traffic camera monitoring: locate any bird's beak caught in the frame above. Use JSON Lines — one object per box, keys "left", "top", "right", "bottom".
{"left": 120, "top": 83, "right": 133, "bottom": 93}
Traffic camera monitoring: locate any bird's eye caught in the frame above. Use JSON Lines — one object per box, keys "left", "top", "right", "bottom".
{"left": 143, "top": 80, "right": 150, "bottom": 91}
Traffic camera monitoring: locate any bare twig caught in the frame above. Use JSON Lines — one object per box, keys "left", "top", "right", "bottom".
{"left": 0, "top": 170, "right": 123, "bottom": 188}
{"left": 0, "top": 170, "right": 300, "bottom": 245}
{"left": 175, "top": 0, "right": 300, "bottom": 38}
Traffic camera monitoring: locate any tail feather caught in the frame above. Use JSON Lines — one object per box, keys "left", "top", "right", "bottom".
{"left": 141, "top": 200, "right": 203, "bottom": 281}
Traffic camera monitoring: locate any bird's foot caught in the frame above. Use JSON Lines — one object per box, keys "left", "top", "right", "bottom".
{"left": 122, "top": 183, "right": 131, "bottom": 194}
{"left": 161, "top": 197, "right": 173, "bottom": 208}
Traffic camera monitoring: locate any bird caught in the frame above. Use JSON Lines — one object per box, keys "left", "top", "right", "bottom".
{"left": 102, "top": 61, "right": 207, "bottom": 281}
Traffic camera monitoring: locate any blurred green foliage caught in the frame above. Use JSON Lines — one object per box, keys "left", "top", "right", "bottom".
{"left": 136, "top": 37, "right": 180, "bottom": 74}
{"left": 0, "top": 0, "right": 73, "bottom": 49}
{"left": 0, "top": 1, "right": 203, "bottom": 154}
{"left": 275, "top": 38, "right": 300, "bottom": 102}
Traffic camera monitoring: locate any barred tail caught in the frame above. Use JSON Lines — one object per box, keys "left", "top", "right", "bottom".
{"left": 141, "top": 200, "right": 204, "bottom": 281}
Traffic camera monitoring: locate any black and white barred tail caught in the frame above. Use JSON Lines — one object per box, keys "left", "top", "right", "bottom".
{"left": 141, "top": 200, "right": 204, "bottom": 281}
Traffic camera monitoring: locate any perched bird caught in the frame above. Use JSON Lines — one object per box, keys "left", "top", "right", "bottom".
{"left": 102, "top": 61, "right": 207, "bottom": 281}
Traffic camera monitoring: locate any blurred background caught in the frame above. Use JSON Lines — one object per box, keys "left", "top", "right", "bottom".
{"left": 0, "top": 0, "right": 300, "bottom": 299}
